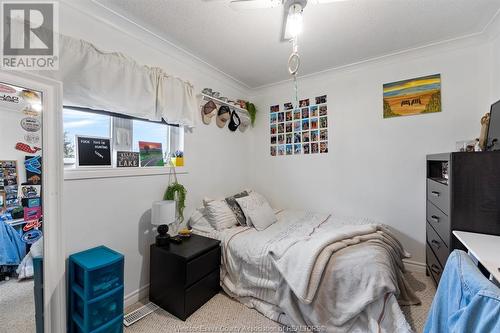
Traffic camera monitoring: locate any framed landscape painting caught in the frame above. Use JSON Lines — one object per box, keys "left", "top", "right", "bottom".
{"left": 383, "top": 74, "right": 441, "bottom": 118}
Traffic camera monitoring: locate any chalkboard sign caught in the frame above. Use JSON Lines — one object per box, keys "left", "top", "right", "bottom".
{"left": 117, "top": 151, "right": 139, "bottom": 168}
{"left": 76, "top": 136, "right": 112, "bottom": 167}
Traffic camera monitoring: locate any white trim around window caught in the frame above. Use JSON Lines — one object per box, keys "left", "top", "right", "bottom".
{"left": 64, "top": 166, "right": 187, "bottom": 181}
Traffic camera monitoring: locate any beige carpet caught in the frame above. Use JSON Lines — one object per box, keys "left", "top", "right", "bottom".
{"left": 125, "top": 271, "right": 435, "bottom": 333}
{"left": 0, "top": 279, "right": 36, "bottom": 333}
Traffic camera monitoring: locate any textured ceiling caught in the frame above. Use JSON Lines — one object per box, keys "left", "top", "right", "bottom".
{"left": 94, "top": 0, "right": 500, "bottom": 88}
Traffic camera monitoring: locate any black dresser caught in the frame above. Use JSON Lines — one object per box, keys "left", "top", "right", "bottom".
{"left": 149, "top": 234, "right": 221, "bottom": 320}
{"left": 426, "top": 152, "right": 500, "bottom": 284}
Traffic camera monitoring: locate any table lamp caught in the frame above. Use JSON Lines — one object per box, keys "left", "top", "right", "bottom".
{"left": 152, "top": 200, "right": 177, "bottom": 246}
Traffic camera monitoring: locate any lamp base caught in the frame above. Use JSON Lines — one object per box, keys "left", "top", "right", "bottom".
{"left": 156, "top": 224, "right": 170, "bottom": 247}
{"left": 156, "top": 234, "right": 170, "bottom": 247}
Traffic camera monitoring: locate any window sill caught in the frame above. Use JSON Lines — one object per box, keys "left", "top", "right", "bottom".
{"left": 64, "top": 166, "right": 187, "bottom": 180}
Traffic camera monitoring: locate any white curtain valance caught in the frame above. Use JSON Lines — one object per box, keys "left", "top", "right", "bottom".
{"left": 38, "top": 34, "right": 196, "bottom": 127}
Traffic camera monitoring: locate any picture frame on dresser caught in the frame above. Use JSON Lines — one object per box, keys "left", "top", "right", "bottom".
{"left": 426, "top": 152, "right": 500, "bottom": 285}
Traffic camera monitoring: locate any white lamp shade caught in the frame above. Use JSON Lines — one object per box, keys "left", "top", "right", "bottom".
{"left": 151, "top": 200, "right": 176, "bottom": 226}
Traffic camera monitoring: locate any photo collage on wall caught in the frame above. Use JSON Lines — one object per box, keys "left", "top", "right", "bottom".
{"left": 270, "top": 95, "right": 328, "bottom": 156}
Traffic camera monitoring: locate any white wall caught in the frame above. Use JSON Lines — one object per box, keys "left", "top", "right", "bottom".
{"left": 59, "top": 1, "right": 252, "bottom": 300}
{"left": 249, "top": 37, "right": 492, "bottom": 264}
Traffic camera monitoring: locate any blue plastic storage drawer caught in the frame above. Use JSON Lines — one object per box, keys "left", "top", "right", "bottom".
{"left": 72, "top": 314, "right": 123, "bottom": 333}
{"left": 70, "top": 246, "right": 124, "bottom": 299}
{"left": 72, "top": 286, "right": 124, "bottom": 332}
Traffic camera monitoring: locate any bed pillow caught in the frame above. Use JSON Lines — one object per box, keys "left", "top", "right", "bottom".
{"left": 203, "top": 198, "right": 238, "bottom": 231}
{"left": 235, "top": 192, "right": 277, "bottom": 231}
{"left": 225, "top": 191, "right": 249, "bottom": 226}
{"left": 187, "top": 207, "right": 215, "bottom": 233}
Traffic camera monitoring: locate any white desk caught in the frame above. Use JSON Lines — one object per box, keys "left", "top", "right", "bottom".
{"left": 453, "top": 230, "right": 500, "bottom": 283}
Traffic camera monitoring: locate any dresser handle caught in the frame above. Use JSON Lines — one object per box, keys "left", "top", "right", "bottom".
{"left": 431, "top": 239, "right": 441, "bottom": 249}
{"left": 431, "top": 215, "right": 440, "bottom": 223}
{"left": 431, "top": 191, "right": 440, "bottom": 197}
{"left": 431, "top": 264, "right": 441, "bottom": 275}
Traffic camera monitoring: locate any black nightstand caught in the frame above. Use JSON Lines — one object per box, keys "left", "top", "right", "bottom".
{"left": 149, "top": 234, "right": 221, "bottom": 321}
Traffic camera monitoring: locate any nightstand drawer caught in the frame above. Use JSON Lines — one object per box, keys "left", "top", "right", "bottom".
{"left": 427, "top": 179, "right": 449, "bottom": 215}
{"left": 186, "top": 246, "right": 220, "bottom": 287}
{"left": 184, "top": 269, "right": 220, "bottom": 319}
{"left": 426, "top": 222, "right": 449, "bottom": 267}
{"left": 426, "top": 201, "right": 450, "bottom": 246}
{"left": 426, "top": 244, "right": 443, "bottom": 284}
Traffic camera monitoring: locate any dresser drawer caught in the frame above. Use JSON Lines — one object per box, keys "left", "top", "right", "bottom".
{"left": 426, "top": 222, "right": 449, "bottom": 267}
{"left": 426, "top": 244, "right": 443, "bottom": 284}
{"left": 184, "top": 269, "right": 220, "bottom": 320}
{"left": 427, "top": 179, "right": 449, "bottom": 215}
{"left": 426, "top": 201, "right": 450, "bottom": 246}
{"left": 185, "top": 246, "right": 220, "bottom": 287}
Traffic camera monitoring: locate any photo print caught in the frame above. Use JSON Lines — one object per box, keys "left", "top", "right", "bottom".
{"left": 294, "top": 120, "right": 301, "bottom": 132}
{"left": 316, "top": 95, "right": 327, "bottom": 104}
{"left": 278, "top": 112, "right": 285, "bottom": 123}
{"left": 320, "top": 117, "right": 328, "bottom": 128}
{"left": 310, "top": 105, "right": 318, "bottom": 117}
{"left": 311, "top": 130, "right": 319, "bottom": 142}
{"left": 302, "top": 119, "right": 310, "bottom": 131}
{"left": 293, "top": 109, "right": 301, "bottom": 120}
{"left": 320, "top": 141, "right": 328, "bottom": 153}
{"left": 301, "top": 107, "right": 309, "bottom": 119}
{"left": 303, "top": 143, "right": 310, "bottom": 154}
{"left": 270, "top": 146, "right": 277, "bottom": 156}
{"left": 294, "top": 132, "right": 301, "bottom": 143}
{"left": 311, "top": 142, "right": 319, "bottom": 154}
{"left": 278, "top": 145, "right": 285, "bottom": 156}
{"left": 310, "top": 118, "right": 319, "bottom": 130}
{"left": 302, "top": 131, "right": 310, "bottom": 142}
{"left": 319, "top": 105, "right": 328, "bottom": 116}
{"left": 320, "top": 129, "right": 328, "bottom": 141}
{"left": 270, "top": 96, "right": 328, "bottom": 157}
{"left": 278, "top": 123, "right": 285, "bottom": 133}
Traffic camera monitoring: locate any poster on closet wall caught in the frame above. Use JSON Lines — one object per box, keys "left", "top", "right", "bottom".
{"left": 269, "top": 95, "right": 328, "bottom": 157}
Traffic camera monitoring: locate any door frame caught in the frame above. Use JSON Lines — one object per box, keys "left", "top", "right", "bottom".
{"left": 0, "top": 70, "right": 65, "bottom": 332}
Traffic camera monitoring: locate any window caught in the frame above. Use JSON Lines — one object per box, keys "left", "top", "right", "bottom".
{"left": 63, "top": 107, "right": 183, "bottom": 168}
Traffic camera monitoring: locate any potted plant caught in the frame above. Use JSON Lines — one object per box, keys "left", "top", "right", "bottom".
{"left": 163, "top": 182, "right": 186, "bottom": 222}
{"left": 170, "top": 150, "right": 184, "bottom": 167}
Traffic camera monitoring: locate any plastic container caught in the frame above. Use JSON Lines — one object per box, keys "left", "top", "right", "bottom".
{"left": 72, "top": 286, "right": 124, "bottom": 332}
{"left": 72, "top": 314, "right": 123, "bottom": 333}
{"left": 70, "top": 246, "right": 124, "bottom": 299}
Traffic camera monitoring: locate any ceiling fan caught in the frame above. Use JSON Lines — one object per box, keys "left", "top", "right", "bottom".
{"left": 207, "top": 0, "right": 346, "bottom": 41}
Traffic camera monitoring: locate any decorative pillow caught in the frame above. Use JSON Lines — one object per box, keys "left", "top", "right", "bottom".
{"left": 225, "top": 191, "right": 249, "bottom": 226}
{"left": 235, "top": 192, "right": 277, "bottom": 231}
{"left": 203, "top": 198, "right": 238, "bottom": 231}
{"left": 187, "top": 207, "right": 215, "bottom": 233}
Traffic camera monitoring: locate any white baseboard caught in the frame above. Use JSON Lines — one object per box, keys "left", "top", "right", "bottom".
{"left": 124, "top": 284, "right": 150, "bottom": 308}
{"left": 403, "top": 259, "right": 427, "bottom": 273}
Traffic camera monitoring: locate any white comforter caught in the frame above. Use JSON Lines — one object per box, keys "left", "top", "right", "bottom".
{"left": 192, "top": 210, "right": 419, "bottom": 332}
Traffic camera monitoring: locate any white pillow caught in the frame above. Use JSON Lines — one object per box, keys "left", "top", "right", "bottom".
{"left": 203, "top": 198, "right": 238, "bottom": 231}
{"left": 188, "top": 207, "right": 216, "bottom": 233}
{"left": 235, "top": 192, "right": 277, "bottom": 231}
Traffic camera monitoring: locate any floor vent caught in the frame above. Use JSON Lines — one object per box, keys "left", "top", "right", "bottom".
{"left": 123, "top": 302, "right": 159, "bottom": 327}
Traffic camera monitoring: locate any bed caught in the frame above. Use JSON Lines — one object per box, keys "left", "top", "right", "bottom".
{"left": 188, "top": 206, "right": 420, "bottom": 333}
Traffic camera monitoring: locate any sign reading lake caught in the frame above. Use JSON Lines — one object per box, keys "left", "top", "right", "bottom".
{"left": 383, "top": 74, "right": 441, "bottom": 118}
